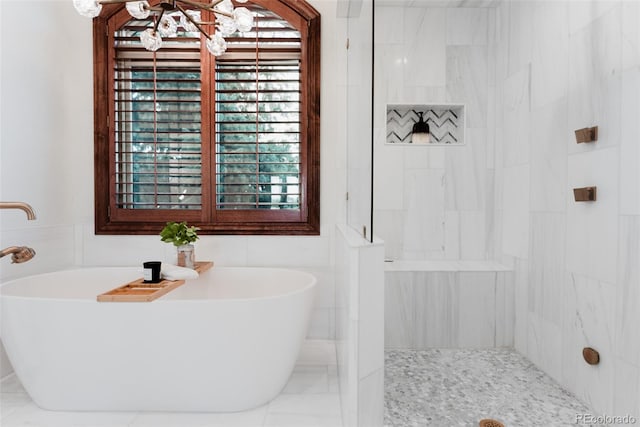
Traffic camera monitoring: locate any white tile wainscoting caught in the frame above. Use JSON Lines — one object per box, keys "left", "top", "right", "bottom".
{"left": 384, "top": 260, "right": 513, "bottom": 349}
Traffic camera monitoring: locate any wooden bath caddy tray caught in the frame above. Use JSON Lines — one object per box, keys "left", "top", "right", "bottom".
{"left": 97, "top": 279, "right": 185, "bottom": 302}
{"left": 194, "top": 261, "right": 214, "bottom": 273}
{"left": 97, "top": 261, "right": 214, "bottom": 302}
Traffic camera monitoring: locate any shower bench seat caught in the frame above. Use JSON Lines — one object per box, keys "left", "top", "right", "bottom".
{"left": 384, "top": 260, "right": 513, "bottom": 349}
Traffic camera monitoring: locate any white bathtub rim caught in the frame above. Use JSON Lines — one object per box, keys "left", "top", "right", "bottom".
{"left": 0, "top": 266, "right": 317, "bottom": 303}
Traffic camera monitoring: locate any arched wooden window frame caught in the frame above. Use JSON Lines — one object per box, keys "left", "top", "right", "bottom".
{"left": 93, "top": 0, "right": 320, "bottom": 235}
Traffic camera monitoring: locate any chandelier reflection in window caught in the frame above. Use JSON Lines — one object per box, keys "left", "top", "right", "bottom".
{"left": 73, "top": 0, "right": 254, "bottom": 56}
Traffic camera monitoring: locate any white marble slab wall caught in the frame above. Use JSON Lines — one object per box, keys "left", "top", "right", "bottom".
{"left": 614, "top": 215, "right": 640, "bottom": 420}
{"left": 335, "top": 225, "right": 385, "bottom": 427}
{"left": 493, "top": 0, "right": 640, "bottom": 418}
{"left": 384, "top": 270, "right": 514, "bottom": 349}
{"left": 615, "top": 1, "right": 640, "bottom": 418}
{"left": 0, "top": 1, "right": 93, "bottom": 378}
{"left": 373, "top": 6, "right": 494, "bottom": 261}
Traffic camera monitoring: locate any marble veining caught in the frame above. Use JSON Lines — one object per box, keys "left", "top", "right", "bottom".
{"left": 374, "top": 5, "right": 493, "bottom": 263}
{"left": 561, "top": 273, "right": 616, "bottom": 415}
{"left": 385, "top": 270, "right": 513, "bottom": 349}
{"left": 446, "top": 46, "right": 488, "bottom": 129}
{"left": 385, "top": 348, "right": 595, "bottom": 427}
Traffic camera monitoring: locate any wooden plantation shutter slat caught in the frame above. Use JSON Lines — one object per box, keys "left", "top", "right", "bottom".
{"left": 214, "top": 4, "right": 302, "bottom": 212}
{"left": 113, "top": 19, "right": 203, "bottom": 211}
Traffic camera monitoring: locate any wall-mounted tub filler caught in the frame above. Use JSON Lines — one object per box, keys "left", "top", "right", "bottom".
{"left": 0, "top": 201, "right": 37, "bottom": 263}
{"left": 0, "top": 246, "right": 36, "bottom": 264}
{"left": 0, "top": 201, "right": 36, "bottom": 220}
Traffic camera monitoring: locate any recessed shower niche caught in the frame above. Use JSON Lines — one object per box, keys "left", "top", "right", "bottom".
{"left": 386, "top": 104, "right": 465, "bottom": 145}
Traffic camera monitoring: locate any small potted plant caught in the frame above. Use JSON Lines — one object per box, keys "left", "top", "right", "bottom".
{"left": 160, "top": 221, "right": 200, "bottom": 269}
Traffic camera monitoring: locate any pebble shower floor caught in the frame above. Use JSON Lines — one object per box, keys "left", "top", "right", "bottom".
{"left": 385, "top": 349, "right": 595, "bottom": 427}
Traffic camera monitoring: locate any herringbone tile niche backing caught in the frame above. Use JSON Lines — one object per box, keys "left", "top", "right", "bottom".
{"left": 386, "top": 104, "right": 465, "bottom": 145}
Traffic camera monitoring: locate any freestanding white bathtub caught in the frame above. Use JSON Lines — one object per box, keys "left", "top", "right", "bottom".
{"left": 0, "top": 266, "right": 316, "bottom": 412}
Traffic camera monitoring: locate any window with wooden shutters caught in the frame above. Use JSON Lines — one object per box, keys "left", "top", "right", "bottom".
{"left": 114, "top": 22, "right": 203, "bottom": 211}
{"left": 93, "top": 0, "right": 320, "bottom": 235}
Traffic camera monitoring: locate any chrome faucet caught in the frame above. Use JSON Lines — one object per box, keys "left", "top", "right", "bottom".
{"left": 0, "top": 201, "right": 37, "bottom": 263}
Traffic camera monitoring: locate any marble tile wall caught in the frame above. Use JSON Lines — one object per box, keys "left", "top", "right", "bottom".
{"left": 374, "top": 6, "right": 494, "bottom": 262}
{"left": 493, "top": 0, "right": 640, "bottom": 418}
{"left": 384, "top": 270, "right": 514, "bottom": 349}
{"left": 335, "top": 225, "right": 385, "bottom": 427}
{"left": 615, "top": 215, "right": 640, "bottom": 420}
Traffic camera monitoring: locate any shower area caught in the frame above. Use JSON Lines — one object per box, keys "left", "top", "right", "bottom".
{"left": 340, "top": 0, "right": 640, "bottom": 426}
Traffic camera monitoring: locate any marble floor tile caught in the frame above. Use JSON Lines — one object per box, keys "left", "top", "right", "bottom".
{"left": 263, "top": 412, "right": 343, "bottom": 427}
{"left": 128, "top": 408, "right": 268, "bottom": 427}
{"left": 1, "top": 402, "right": 137, "bottom": 427}
{"left": 283, "top": 366, "right": 332, "bottom": 395}
{"left": 385, "top": 348, "right": 594, "bottom": 427}
{"left": 267, "top": 394, "right": 342, "bottom": 418}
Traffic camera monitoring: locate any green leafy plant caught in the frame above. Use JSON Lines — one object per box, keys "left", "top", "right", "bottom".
{"left": 159, "top": 221, "right": 200, "bottom": 247}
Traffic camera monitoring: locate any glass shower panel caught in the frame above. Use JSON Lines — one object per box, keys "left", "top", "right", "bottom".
{"left": 346, "top": 0, "right": 373, "bottom": 242}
